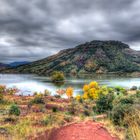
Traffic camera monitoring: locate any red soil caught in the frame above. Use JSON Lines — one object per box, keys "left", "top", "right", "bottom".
{"left": 30, "top": 121, "right": 118, "bottom": 140}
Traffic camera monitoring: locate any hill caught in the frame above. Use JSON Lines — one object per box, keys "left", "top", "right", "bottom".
{"left": 0, "top": 63, "right": 9, "bottom": 70}
{"left": 4, "top": 40, "right": 140, "bottom": 75}
{"left": 9, "top": 61, "right": 30, "bottom": 67}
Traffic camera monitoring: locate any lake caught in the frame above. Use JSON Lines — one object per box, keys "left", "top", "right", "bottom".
{"left": 0, "top": 74, "right": 140, "bottom": 96}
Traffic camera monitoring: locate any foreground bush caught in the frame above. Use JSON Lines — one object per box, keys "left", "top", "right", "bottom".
{"left": 9, "top": 104, "right": 20, "bottom": 116}
{"left": 111, "top": 96, "right": 134, "bottom": 126}
{"left": 94, "top": 93, "right": 115, "bottom": 114}
{"left": 51, "top": 71, "right": 65, "bottom": 82}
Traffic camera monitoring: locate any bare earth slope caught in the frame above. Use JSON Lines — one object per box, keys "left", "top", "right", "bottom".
{"left": 32, "top": 121, "right": 118, "bottom": 140}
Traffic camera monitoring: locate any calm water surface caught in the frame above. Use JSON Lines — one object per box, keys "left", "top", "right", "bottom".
{"left": 0, "top": 74, "right": 140, "bottom": 96}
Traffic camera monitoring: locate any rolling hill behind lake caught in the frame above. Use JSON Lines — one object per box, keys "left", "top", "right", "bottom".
{"left": 2, "top": 40, "right": 140, "bottom": 75}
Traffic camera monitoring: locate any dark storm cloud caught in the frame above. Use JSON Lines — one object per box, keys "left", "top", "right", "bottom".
{"left": 0, "top": 0, "right": 140, "bottom": 63}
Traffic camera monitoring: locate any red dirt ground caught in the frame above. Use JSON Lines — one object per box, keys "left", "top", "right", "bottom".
{"left": 31, "top": 121, "right": 118, "bottom": 140}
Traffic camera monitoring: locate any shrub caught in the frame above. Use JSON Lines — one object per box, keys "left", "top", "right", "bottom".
{"left": 56, "top": 89, "right": 65, "bottom": 96}
{"left": 0, "top": 93, "right": 4, "bottom": 102}
{"left": 42, "top": 115, "right": 56, "bottom": 125}
{"left": 9, "top": 104, "right": 20, "bottom": 116}
{"left": 76, "top": 81, "right": 112, "bottom": 101}
{"left": 119, "top": 97, "right": 133, "bottom": 104}
{"left": 0, "top": 85, "right": 6, "bottom": 94}
{"left": 94, "top": 93, "right": 115, "bottom": 114}
{"left": 44, "top": 89, "right": 51, "bottom": 96}
{"left": 130, "top": 86, "right": 137, "bottom": 90}
{"left": 111, "top": 103, "right": 133, "bottom": 126}
{"left": 52, "top": 107, "right": 58, "bottom": 112}
{"left": 64, "top": 115, "right": 72, "bottom": 122}
{"left": 66, "top": 87, "right": 73, "bottom": 98}
{"left": 111, "top": 96, "right": 134, "bottom": 126}
{"left": 114, "top": 86, "right": 127, "bottom": 95}
{"left": 68, "top": 100, "right": 77, "bottom": 115}
{"left": 6, "top": 87, "right": 19, "bottom": 95}
{"left": 113, "top": 96, "right": 134, "bottom": 106}
{"left": 83, "top": 109, "right": 90, "bottom": 116}
{"left": 4, "top": 117, "right": 16, "bottom": 123}
{"left": 54, "top": 94, "right": 61, "bottom": 98}
{"left": 51, "top": 71, "right": 65, "bottom": 82}
{"left": 30, "top": 94, "right": 45, "bottom": 104}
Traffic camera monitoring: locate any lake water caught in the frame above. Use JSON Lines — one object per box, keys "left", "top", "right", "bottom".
{"left": 0, "top": 74, "right": 140, "bottom": 96}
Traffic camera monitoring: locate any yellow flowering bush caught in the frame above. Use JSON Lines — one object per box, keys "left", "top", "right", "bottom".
{"left": 82, "top": 92, "right": 88, "bottom": 99}
{"left": 76, "top": 95, "right": 81, "bottom": 101}
{"left": 76, "top": 81, "right": 108, "bottom": 101}
{"left": 89, "top": 81, "right": 98, "bottom": 88}
{"left": 83, "top": 85, "right": 89, "bottom": 92}
{"left": 66, "top": 87, "right": 73, "bottom": 98}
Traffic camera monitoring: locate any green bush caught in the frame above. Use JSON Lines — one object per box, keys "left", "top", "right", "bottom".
{"left": 115, "top": 86, "right": 127, "bottom": 95}
{"left": 113, "top": 95, "right": 134, "bottom": 106}
{"left": 130, "top": 86, "right": 137, "bottom": 90}
{"left": 30, "top": 95, "right": 45, "bottom": 104}
{"left": 68, "top": 100, "right": 77, "bottom": 115}
{"left": 0, "top": 93, "right": 4, "bottom": 102}
{"left": 111, "top": 104, "right": 133, "bottom": 126}
{"left": 52, "top": 107, "right": 58, "bottom": 112}
{"left": 119, "top": 97, "right": 133, "bottom": 104}
{"left": 9, "top": 104, "right": 20, "bottom": 116}
{"left": 44, "top": 89, "right": 51, "bottom": 96}
{"left": 0, "top": 85, "right": 6, "bottom": 94}
{"left": 111, "top": 96, "right": 134, "bottom": 126}
{"left": 94, "top": 93, "right": 115, "bottom": 114}
{"left": 83, "top": 109, "right": 90, "bottom": 116}
{"left": 51, "top": 71, "right": 65, "bottom": 82}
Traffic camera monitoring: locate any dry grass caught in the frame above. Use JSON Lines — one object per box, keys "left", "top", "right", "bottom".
{"left": 125, "top": 109, "right": 140, "bottom": 140}
{"left": 98, "top": 118, "right": 126, "bottom": 140}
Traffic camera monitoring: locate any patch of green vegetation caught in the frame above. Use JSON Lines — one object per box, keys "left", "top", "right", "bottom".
{"left": 51, "top": 71, "right": 65, "bottom": 82}
{"left": 93, "top": 93, "right": 115, "bottom": 114}
{"left": 30, "top": 94, "right": 45, "bottom": 104}
{"left": 9, "top": 104, "right": 20, "bottom": 116}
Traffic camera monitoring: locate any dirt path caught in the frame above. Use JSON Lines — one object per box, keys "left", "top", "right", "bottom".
{"left": 47, "top": 121, "right": 118, "bottom": 140}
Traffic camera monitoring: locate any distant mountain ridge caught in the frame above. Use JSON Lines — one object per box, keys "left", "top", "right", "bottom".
{"left": 0, "top": 63, "right": 8, "bottom": 67}
{"left": 0, "top": 63, "right": 10, "bottom": 71}
{"left": 9, "top": 61, "right": 30, "bottom": 67}
{"left": 2, "top": 40, "right": 140, "bottom": 75}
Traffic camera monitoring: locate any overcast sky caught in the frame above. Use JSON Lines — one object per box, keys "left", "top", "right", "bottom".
{"left": 0, "top": 0, "right": 140, "bottom": 63}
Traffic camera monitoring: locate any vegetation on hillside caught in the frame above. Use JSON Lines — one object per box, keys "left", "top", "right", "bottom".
{"left": 3, "top": 40, "right": 140, "bottom": 75}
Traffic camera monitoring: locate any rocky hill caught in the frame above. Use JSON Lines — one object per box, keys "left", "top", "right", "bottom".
{"left": 4, "top": 40, "right": 140, "bottom": 75}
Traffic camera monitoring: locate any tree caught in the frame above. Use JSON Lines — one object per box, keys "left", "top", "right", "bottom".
{"left": 51, "top": 71, "right": 65, "bottom": 82}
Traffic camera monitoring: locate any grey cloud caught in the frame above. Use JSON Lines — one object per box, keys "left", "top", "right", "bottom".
{"left": 0, "top": 0, "right": 140, "bottom": 63}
